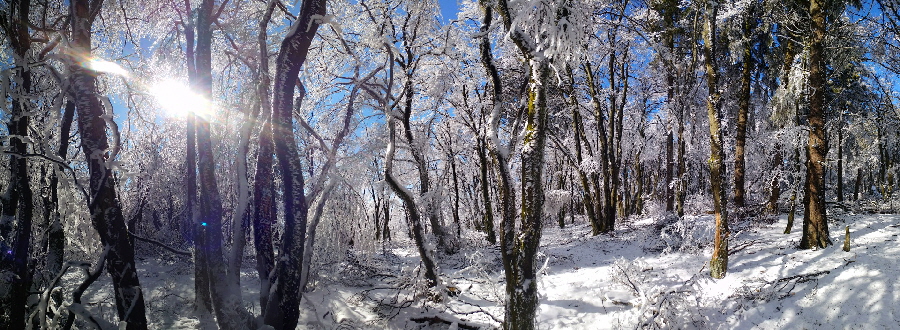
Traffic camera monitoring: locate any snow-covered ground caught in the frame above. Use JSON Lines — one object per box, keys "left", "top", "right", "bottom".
{"left": 66, "top": 211, "right": 900, "bottom": 329}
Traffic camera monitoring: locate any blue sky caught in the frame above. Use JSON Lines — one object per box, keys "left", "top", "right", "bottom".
{"left": 438, "top": 0, "right": 460, "bottom": 23}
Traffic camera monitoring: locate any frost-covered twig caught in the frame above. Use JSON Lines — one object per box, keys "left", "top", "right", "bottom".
{"left": 0, "top": 151, "right": 90, "bottom": 204}
{"left": 448, "top": 300, "right": 503, "bottom": 325}
{"left": 62, "top": 245, "right": 110, "bottom": 330}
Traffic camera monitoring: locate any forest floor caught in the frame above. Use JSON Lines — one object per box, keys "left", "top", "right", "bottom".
{"left": 66, "top": 210, "right": 900, "bottom": 329}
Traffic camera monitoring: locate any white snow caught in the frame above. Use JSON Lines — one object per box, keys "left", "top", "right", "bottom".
{"left": 58, "top": 212, "right": 900, "bottom": 329}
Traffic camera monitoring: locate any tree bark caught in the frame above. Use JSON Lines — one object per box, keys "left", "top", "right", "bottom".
{"left": 836, "top": 118, "right": 844, "bottom": 203}
{"left": 384, "top": 120, "right": 440, "bottom": 287}
{"left": 493, "top": 0, "right": 553, "bottom": 327}
{"left": 449, "top": 140, "right": 463, "bottom": 236}
{"left": 0, "top": 1, "right": 34, "bottom": 326}
{"left": 768, "top": 144, "right": 783, "bottom": 214}
{"left": 800, "top": 0, "right": 832, "bottom": 249}
{"left": 262, "top": 1, "right": 326, "bottom": 328}
{"left": 572, "top": 107, "right": 601, "bottom": 234}
{"left": 477, "top": 137, "right": 497, "bottom": 244}
{"left": 252, "top": 0, "right": 277, "bottom": 316}
{"left": 734, "top": 4, "right": 756, "bottom": 208}
{"left": 190, "top": 0, "right": 249, "bottom": 327}
{"left": 502, "top": 59, "right": 549, "bottom": 330}
{"left": 585, "top": 61, "right": 613, "bottom": 234}
{"left": 70, "top": 0, "right": 148, "bottom": 327}
{"left": 702, "top": 0, "right": 729, "bottom": 279}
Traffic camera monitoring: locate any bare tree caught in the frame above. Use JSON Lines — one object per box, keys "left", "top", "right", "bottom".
{"left": 701, "top": 0, "right": 729, "bottom": 279}
{"left": 800, "top": 0, "right": 832, "bottom": 249}
{"left": 69, "top": 0, "right": 148, "bottom": 327}
{"left": 0, "top": 1, "right": 35, "bottom": 327}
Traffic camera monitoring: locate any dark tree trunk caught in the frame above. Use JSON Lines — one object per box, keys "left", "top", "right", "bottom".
{"left": 385, "top": 120, "right": 440, "bottom": 287}
{"left": 373, "top": 185, "right": 383, "bottom": 241}
{"left": 734, "top": 4, "right": 756, "bottom": 208}
{"left": 262, "top": 1, "right": 326, "bottom": 328}
{"left": 837, "top": 120, "right": 844, "bottom": 203}
{"left": 401, "top": 80, "right": 449, "bottom": 253}
{"left": 556, "top": 159, "right": 567, "bottom": 229}
{"left": 501, "top": 59, "right": 549, "bottom": 330}
{"left": 493, "top": 0, "right": 554, "bottom": 327}
{"left": 178, "top": 0, "right": 211, "bottom": 318}
{"left": 702, "top": 0, "right": 729, "bottom": 279}
{"left": 572, "top": 108, "right": 601, "bottom": 235}
{"left": 477, "top": 137, "right": 497, "bottom": 244}
{"left": 450, "top": 143, "right": 463, "bottom": 236}
{"left": 585, "top": 61, "right": 612, "bottom": 234}
{"left": 768, "top": 144, "right": 783, "bottom": 214}
{"left": 190, "top": 0, "right": 249, "bottom": 327}
{"left": 70, "top": 0, "right": 148, "bottom": 327}
{"left": 252, "top": 0, "right": 277, "bottom": 316}
{"left": 786, "top": 143, "right": 802, "bottom": 234}
{"left": 800, "top": 0, "right": 832, "bottom": 249}
{"left": 666, "top": 133, "right": 675, "bottom": 212}
{"left": 42, "top": 99, "right": 74, "bottom": 311}
{"left": 382, "top": 195, "right": 392, "bottom": 241}
{"left": 0, "top": 1, "right": 34, "bottom": 326}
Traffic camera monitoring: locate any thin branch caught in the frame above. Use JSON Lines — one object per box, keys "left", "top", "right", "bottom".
{"left": 128, "top": 230, "right": 192, "bottom": 257}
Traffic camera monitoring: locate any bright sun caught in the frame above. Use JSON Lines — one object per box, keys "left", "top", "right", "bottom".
{"left": 149, "top": 79, "right": 213, "bottom": 119}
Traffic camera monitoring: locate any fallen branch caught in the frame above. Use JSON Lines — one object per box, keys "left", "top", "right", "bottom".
{"left": 729, "top": 239, "right": 762, "bottom": 256}
{"left": 776, "top": 270, "right": 830, "bottom": 283}
{"left": 449, "top": 300, "right": 503, "bottom": 324}
{"left": 410, "top": 314, "right": 482, "bottom": 330}
{"left": 129, "top": 230, "right": 191, "bottom": 257}
{"left": 774, "top": 270, "right": 830, "bottom": 300}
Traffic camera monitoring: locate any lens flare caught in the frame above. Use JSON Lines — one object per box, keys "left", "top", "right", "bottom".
{"left": 86, "top": 58, "right": 129, "bottom": 77}
{"left": 149, "top": 79, "right": 214, "bottom": 120}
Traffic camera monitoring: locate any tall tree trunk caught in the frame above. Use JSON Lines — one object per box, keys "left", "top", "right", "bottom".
{"left": 493, "top": 0, "right": 553, "bottom": 327}
{"left": 0, "top": 1, "right": 34, "bottom": 326}
{"left": 382, "top": 192, "right": 392, "bottom": 241}
{"left": 252, "top": 0, "right": 277, "bottom": 316}
{"left": 43, "top": 99, "right": 75, "bottom": 311}
{"left": 572, "top": 108, "right": 601, "bottom": 235}
{"left": 178, "top": 0, "right": 212, "bottom": 318}
{"left": 734, "top": 4, "right": 755, "bottom": 208}
{"left": 384, "top": 120, "right": 440, "bottom": 287}
{"left": 263, "top": 1, "right": 326, "bottom": 328}
{"left": 70, "top": 0, "right": 148, "bottom": 327}
{"left": 193, "top": 0, "right": 247, "bottom": 327}
{"left": 585, "top": 61, "right": 612, "bottom": 233}
{"left": 854, "top": 167, "right": 863, "bottom": 201}
{"left": 702, "top": 0, "right": 729, "bottom": 279}
{"left": 502, "top": 59, "right": 549, "bottom": 330}
{"left": 665, "top": 133, "right": 675, "bottom": 212}
{"left": 399, "top": 78, "right": 449, "bottom": 253}
{"left": 477, "top": 137, "right": 497, "bottom": 244}
{"left": 836, "top": 119, "right": 844, "bottom": 203}
{"left": 786, "top": 142, "right": 802, "bottom": 234}
{"left": 768, "top": 144, "right": 783, "bottom": 213}
{"left": 800, "top": 0, "right": 832, "bottom": 249}
{"left": 449, "top": 143, "right": 463, "bottom": 236}
{"left": 676, "top": 110, "right": 686, "bottom": 217}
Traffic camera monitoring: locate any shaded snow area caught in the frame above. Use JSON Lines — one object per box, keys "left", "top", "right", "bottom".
{"left": 65, "top": 212, "right": 900, "bottom": 329}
